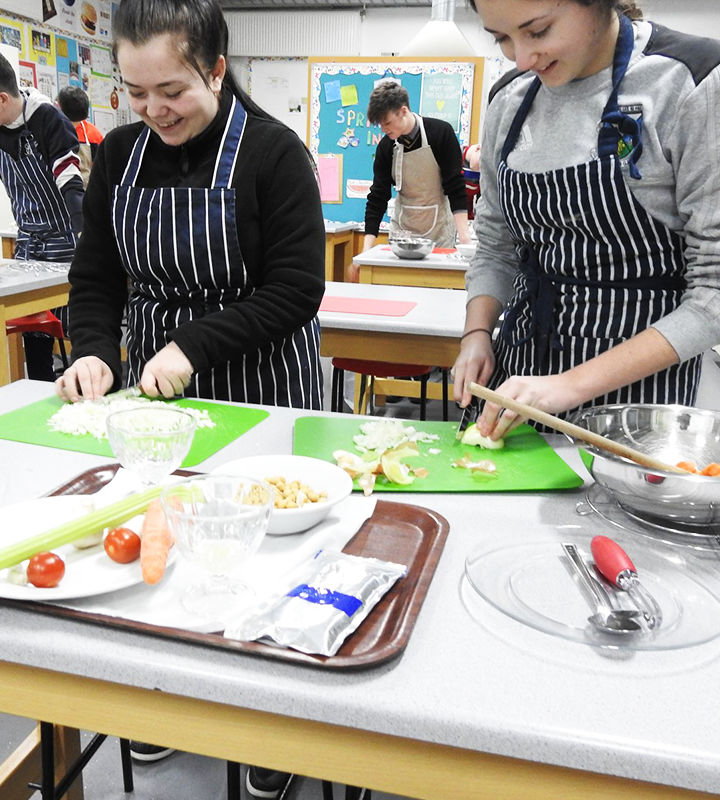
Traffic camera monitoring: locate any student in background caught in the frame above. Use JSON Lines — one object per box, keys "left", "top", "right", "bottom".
{"left": 57, "top": 86, "right": 103, "bottom": 188}
{"left": 462, "top": 143, "right": 481, "bottom": 220}
{"left": 358, "top": 82, "right": 471, "bottom": 272}
{"left": 0, "top": 55, "right": 83, "bottom": 380}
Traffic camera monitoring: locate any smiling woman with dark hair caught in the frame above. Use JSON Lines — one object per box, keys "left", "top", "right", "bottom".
{"left": 57, "top": 0, "right": 325, "bottom": 412}
{"left": 453, "top": 0, "right": 720, "bottom": 440}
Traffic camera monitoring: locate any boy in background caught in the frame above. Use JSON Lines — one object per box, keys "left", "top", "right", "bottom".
{"left": 0, "top": 55, "right": 83, "bottom": 379}
{"left": 57, "top": 86, "right": 103, "bottom": 188}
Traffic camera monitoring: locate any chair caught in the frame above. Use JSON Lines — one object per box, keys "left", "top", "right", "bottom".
{"left": 331, "top": 358, "right": 432, "bottom": 419}
{"left": 331, "top": 359, "right": 450, "bottom": 420}
{"left": 6, "top": 311, "right": 69, "bottom": 381}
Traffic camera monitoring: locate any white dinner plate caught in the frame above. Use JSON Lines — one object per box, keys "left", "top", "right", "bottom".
{"left": 0, "top": 496, "right": 174, "bottom": 601}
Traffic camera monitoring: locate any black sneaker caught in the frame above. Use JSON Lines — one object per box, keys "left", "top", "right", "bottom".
{"left": 129, "top": 741, "right": 175, "bottom": 762}
{"left": 246, "top": 767, "right": 293, "bottom": 799}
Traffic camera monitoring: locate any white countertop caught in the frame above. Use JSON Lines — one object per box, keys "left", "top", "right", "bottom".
{"left": 0, "top": 259, "right": 70, "bottom": 298}
{"left": 353, "top": 244, "right": 468, "bottom": 272}
{"left": 320, "top": 281, "right": 466, "bottom": 337}
{"left": 1, "top": 380, "right": 720, "bottom": 794}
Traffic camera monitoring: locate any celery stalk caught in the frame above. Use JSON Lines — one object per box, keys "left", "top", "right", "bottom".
{"left": 0, "top": 485, "right": 166, "bottom": 570}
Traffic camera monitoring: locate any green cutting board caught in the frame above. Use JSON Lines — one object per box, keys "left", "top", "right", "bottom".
{"left": 0, "top": 396, "right": 269, "bottom": 467}
{"left": 293, "top": 416, "right": 582, "bottom": 492}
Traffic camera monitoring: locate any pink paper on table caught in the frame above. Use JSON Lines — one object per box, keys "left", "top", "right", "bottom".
{"left": 320, "top": 296, "right": 417, "bottom": 316}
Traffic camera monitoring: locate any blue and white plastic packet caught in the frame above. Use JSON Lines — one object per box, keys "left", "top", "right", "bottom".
{"left": 224, "top": 549, "right": 407, "bottom": 656}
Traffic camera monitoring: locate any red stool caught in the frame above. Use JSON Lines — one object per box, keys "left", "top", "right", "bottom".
{"left": 6, "top": 311, "right": 69, "bottom": 380}
{"left": 331, "top": 358, "right": 438, "bottom": 419}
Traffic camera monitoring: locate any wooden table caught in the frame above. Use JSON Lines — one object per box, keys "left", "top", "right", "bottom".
{"left": 319, "top": 281, "right": 464, "bottom": 408}
{"left": 0, "top": 261, "right": 70, "bottom": 386}
{"left": 354, "top": 244, "right": 468, "bottom": 289}
{"left": 0, "top": 228, "right": 17, "bottom": 260}
{"left": 324, "top": 222, "right": 358, "bottom": 282}
{"left": 1, "top": 380, "right": 720, "bottom": 800}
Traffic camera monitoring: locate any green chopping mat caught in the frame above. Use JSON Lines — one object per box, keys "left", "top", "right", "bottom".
{"left": 0, "top": 396, "right": 269, "bottom": 467}
{"left": 293, "top": 416, "right": 583, "bottom": 492}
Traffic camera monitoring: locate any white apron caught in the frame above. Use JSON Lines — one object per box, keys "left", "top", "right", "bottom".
{"left": 390, "top": 115, "right": 456, "bottom": 247}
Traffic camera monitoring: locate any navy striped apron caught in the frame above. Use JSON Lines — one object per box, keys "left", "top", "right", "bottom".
{"left": 493, "top": 13, "right": 700, "bottom": 423}
{"left": 0, "top": 106, "right": 76, "bottom": 263}
{"left": 111, "top": 97, "right": 323, "bottom": 407}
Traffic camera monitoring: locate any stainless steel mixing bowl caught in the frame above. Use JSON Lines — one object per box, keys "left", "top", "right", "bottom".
{"left": 389, "top": 237, "right": 435, "bottom": 260}
{"left": 568, "top": 404, "right": 720, "bottom": 526}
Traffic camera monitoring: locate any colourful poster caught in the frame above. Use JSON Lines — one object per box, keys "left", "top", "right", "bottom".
{"left": 19, "top": 61, "right": 37, "bottom": 89}
{"left": 56, "top": 35, "right": 80, "bottom": 87}
{"left": 340, "top": 84, "right": 358, "bottom": 107}
{"left": 0, "top": 18, "right": 26, "bottom": 59}
{"left": 419, "top": 72, "right": 463, "bottom": 133}
{"left": 90, "top": 44, "right": 111, "bottom": 77}
{"left": 29, "top": 27, "right": 56, "bottom": 66}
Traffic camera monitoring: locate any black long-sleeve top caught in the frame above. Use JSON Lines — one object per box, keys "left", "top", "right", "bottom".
{"left": 68, "top": 89, "right": 325, "bottom": 389}
{"left": 364, "top": 115, "right": 467, "bottom": 237}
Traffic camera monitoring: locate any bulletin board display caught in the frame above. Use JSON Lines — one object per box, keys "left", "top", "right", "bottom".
{"left": 0, "top": 7, "right": 133, "bottom": 138}
{"left": 308, "top": 57, "right": 484, "bottom": 225}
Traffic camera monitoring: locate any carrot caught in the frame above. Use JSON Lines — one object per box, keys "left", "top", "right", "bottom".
{"left": 141, "top": 496, "right": 182, "bottom": 585}
{"left": 700, "top": 462, "right": 720, "bottom": 477}
{"left": 676, "top": 460, "right": 699, "bottom": 474}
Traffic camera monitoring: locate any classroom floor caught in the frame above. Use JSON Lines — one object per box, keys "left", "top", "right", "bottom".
{"left": 0, "top": 358, "right": 455, "bottom": 800}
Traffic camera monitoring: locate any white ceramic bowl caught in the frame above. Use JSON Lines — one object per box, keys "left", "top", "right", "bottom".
{"left": 455, "top": 242, "right": 477, "bottom": 260}
{"left": 211, "top": 455, "right": 353, "bottom": 535}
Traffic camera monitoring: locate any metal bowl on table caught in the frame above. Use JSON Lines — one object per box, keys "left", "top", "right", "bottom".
{"left": 389, "top": 237, "right": 435, "bottom": 260}
{"left": 568, "top": 404, "right": 720, "bottom": 526}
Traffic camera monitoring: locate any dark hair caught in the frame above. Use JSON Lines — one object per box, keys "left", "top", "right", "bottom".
{"left": 57, "top": 86, "right": 89, "bottom": 121}
{"left": 112, "top": 0, "right": 274, "bottom": 120}
{"left": 469, "top": 0, "right": 643, "bottom": 20}
{"left": 367, "top": 82, "right": 411, "bottom": 125}
{"left": 0, "top": 54, "right": 19, "bottom": 97}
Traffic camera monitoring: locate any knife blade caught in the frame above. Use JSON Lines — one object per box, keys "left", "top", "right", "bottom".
{"left": 455, "top": 397, "right": 479, "bottom": 441}
{"left": 591, "top": 535, "right": 662, "bottom": 630}
{"left": 102, "top": 384, "right": 143, "bottom": 402}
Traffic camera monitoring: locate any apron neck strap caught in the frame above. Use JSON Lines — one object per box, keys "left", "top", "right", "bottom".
{"left": 597, "top": 13, "right": 643, "bottom": 178}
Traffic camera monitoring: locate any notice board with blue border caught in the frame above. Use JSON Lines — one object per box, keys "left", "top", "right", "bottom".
{"left": 308, "top": 57, "right": 484, "bottom": 226}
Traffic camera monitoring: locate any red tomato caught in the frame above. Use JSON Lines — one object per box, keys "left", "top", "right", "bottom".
{"left": 27, "top": 552, "right": 65, "bottom": 588}
{"left": 104, "top": 527, "right": 141, "bottom": 564}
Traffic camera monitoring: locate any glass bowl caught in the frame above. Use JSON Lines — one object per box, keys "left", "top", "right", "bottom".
{"left": 160, "top": 474, "right": 274, "bottom": 621}
{"left": 106, "top": 406, "right": 196, "bottom": 486}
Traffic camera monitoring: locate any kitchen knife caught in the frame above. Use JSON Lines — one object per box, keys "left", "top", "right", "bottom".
{"left": 104, "top": 384, "right": 143, "bottom": 401}
{"left": 455, "top": 397, "right": 479, "bottom": 441}
{"left": 590, "top": 535, "right": 662, "bottom": 629}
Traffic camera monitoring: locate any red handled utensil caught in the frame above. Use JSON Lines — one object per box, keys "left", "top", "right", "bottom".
{"left": 591, "top": 535, "right": 662, "bottom": 630}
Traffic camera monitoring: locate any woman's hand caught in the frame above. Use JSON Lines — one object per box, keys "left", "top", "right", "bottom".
{"left": 452, "top": 330, "right": 495, "bottom": 407}
{"left": 477, "top": 373, "right": 583, "bottom": 440}
{"left": 55, "top": 356, "right": 114, "bottom": 402}
{"left": 139, "top": 342, "right": 194, "bottom": 398}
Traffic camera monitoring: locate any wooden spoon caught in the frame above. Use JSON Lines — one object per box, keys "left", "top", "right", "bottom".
{"left": 467, "top": 382, "right": 689, "bottom": 475}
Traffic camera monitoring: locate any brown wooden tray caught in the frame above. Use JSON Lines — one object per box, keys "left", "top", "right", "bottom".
{"left": 0, "top": 464, "right": 449, "bottom": 670}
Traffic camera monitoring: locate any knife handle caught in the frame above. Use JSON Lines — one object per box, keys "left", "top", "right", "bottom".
{"left": 591, "top": 535, "right": 636, "bottom": 586}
